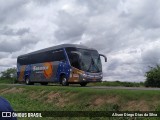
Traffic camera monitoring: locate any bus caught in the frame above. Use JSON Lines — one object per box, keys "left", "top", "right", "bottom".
{"left": 17, "top": 44, "right": 107, "bottom": 86}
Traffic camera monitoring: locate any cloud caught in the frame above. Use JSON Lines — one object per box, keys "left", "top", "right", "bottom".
{"left": 0, "top": 0, "right": 28, "bottom": 25}
{"left": 0, "top": 0, "right": 160, "bottom": 82}
{"left": 141, "top": 42, "right": 160, "bottom": 69}
{"left": 54, "top": 11, "right": 87, "bottom": 42}
{"left": 0, "top": 57, "right": 16, "bottom": 68}
{"left": 122, "top": 0, "right": 160, "bottom": 29}
{"left": 0, "top": 34, "right": 38, "bottom": 52}
{"left": 0, "top": 52, "right": 10, "bottom": 59}
{"left": 0, "top": 26, "right": 30, "bottom": 36}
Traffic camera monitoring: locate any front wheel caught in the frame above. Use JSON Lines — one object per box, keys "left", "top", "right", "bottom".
{"left": 61, "top": 75, "right": 69, "bottom": 86}
{"left": 80, "top": 82, "right": 87, "bottom": 87}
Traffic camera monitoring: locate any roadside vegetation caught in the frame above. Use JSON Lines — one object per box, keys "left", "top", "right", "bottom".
{"left": 0, "top": 85, "right": 159, "bottom": 120}
{"left": 0, "top": 67, "right": 17, "bottom": 84}
{"left": 145, "top": 65, "right": 160, "bottom": 87}
{"left": 90, "top": 81, "right": 144, "bottom": 87}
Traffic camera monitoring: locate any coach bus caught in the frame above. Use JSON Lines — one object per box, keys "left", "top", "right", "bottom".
{"left": 17, "top": 44, "right": 107, "bottom": 86}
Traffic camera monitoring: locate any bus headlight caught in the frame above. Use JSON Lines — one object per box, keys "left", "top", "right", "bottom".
{"left": 82, "top": 73, "right": 87, "bottom": 77}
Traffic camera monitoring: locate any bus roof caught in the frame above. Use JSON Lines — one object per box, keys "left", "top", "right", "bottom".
{"left": 18, "top": 44, "right": 96, "bottom": 58}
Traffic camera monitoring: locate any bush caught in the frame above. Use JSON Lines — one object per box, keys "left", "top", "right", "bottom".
{"left": 145, "top": 65, "right": 160, "bottom": 87}
{"left": 0, "top": 67, "right": 17, "bottom": 84}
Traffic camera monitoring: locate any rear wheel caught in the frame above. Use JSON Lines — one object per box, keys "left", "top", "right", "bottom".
{"left": 61, "top": 75, "right": 69, "bottom": 86}
{"left": 80, "top": 82, "right": 87, "bottom": 87}
{"left": 25, "top": 78, "right": 34, "bottom": 85}
{"left": 41, "top": 82, "right": 48, "bottom": 85}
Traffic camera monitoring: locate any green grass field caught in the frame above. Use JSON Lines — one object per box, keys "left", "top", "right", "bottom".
{"left": 90, "top": 81, "right": 144, "bottom": 87}
{"left": 0, "top": 84, "right": 159, "bottom": 120}
{"left": 0, "top": 78, "right": 16, "bottom": 84}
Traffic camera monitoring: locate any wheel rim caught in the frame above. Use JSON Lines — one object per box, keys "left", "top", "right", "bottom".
{"left": 62, "top": 78, "right": 66, "bottom": 85}
{"left": 26, "top": 79, "right": 29, "bottom": 84}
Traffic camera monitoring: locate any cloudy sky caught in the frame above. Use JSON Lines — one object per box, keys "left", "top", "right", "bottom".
{"left": 0, "top": 0, "right": 160, "bottom": 82}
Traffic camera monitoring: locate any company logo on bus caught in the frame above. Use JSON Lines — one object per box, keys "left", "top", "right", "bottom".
{"left": 33, "top": 66, "right": 49, "bottom": 71}
{"left": 43, "top": 62, "right": 53, "bottom": 79}
{"left": 32, "top": 63, "right": 53, "bottom": 79}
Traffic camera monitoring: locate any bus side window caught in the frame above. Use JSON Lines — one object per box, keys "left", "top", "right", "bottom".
{"left": 71, "top": 54, "right": 80, "bottom": 68}
{"left": 52, "top": 49, "right": 65, "bottom": 62}
{"left": 67, "top": 53, "right": 80, "bottom": 69}
{"left": 18, "top": 56, "right": 28, "bottom": 65}
{"left": 66, "top": 47, "right": 80, "bottom": 69}
{"left": 19, "top": 49, "right": 66, "bottom": 65}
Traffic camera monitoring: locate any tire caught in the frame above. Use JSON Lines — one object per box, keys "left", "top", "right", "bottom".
{"left": 80, "top": 82, "right": 87, "bottom": 87}
{"left": 25, "top": 77, "right": 33, "bottom": 85}
{"left": 61, "top": 75, "right": 69, "bottom": 86}
{"left": 41, "top": 82, "right": 48, "bottom": 85}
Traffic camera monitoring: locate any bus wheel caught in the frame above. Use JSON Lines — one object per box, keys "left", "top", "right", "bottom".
{"left": 41, "top": 82, "right": 48, "bottom": 85}
{"left": 25, "top": 77, "right": 31, "bottom": 85}
{"left": 80, "top": 82, "right": 87, "bottom": 87}
{"left": 25, "top": 78, "right": 33, "bottom": 85}
{"left": 61, "top": 75, "right": 69, "bottom": 86}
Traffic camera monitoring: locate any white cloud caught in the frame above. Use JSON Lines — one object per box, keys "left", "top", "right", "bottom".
{"left": 0, "top": 0, "right": 160, "bottom": 82}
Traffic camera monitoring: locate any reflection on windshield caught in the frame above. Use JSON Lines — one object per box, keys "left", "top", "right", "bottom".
{"left": 78, "top": 49, "right": 102, "bottom": 73}
{"left": 66, "top": 47, "right": 102, "bottom": 73}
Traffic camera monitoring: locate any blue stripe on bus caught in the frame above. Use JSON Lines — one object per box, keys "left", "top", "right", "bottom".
{"left": 56, "top": 48, "right": 71, "bottom": 82}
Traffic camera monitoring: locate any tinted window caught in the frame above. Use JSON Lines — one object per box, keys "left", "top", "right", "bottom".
{"left": 52, "top": 49, "right": 65, "bottom": 61}
{"left": 66, "top": 47, "right": 80, "bottom": 69}
{"left": 17, "top": 56, "right": 28, "bottom": 65}
{"left": 18, "top": 49, "right": 66, "bottom": 65}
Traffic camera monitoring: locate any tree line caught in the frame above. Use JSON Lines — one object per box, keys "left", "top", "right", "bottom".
{"left": 145, "top": 65, "right": 160, "bottom": 87}
{"left": 0, "top": 67, "right": 17, "bottom": 83}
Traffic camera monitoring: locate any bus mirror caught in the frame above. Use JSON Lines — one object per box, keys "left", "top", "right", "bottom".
{"left": 100, "top": 54, "right": 107, "bottom": 62}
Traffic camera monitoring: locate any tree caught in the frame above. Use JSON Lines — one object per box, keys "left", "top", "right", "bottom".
{"left": 0, "top": 68, "right": 16, "bottom": 79}
{"left": 145, "top": 65, "right": 160, "bottom": 87}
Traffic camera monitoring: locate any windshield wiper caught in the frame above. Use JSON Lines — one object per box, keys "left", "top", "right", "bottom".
{"left": 86, "top": 56, "right": 100, "bottom": 72}
{"left": 92, "top": 58, "right": 100, "bottom": 72}
{"left": 86, "top": 58, "right": 92, "bottom": 72}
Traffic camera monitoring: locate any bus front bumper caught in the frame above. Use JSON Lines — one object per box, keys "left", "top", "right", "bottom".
{"left": 79, "top": 73, "right": 103, "bottom": 82}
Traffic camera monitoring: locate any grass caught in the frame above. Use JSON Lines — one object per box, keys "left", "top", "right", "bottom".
{"left": 89, "top": 81, "right": 144, "bottom": 87}
{"left": 0, "top": 78, "right": 16, "bottom": 84}
{"left": 0, "top": 85, "right": 160, "bottom": 120}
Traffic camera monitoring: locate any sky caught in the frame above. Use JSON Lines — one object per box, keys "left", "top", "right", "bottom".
{"left": 0, "top": 0, "right": 160, "bottom": 82}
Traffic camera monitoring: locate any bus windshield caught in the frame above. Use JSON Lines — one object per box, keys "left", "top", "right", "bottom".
{"left": 78, "top": 49, "right": 102, "bottom": 73}
{"left": 66, "top": 48, "right": 102, "bottom": 73}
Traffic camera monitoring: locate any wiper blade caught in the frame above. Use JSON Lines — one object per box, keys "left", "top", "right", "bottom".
{"left": 93, "top": 60, "right": 100, "bottom": 72}
{"left": 87, "top": 56, "right": 100, "bottom": 72}
{"left": 86, "top": 58, "right": 93, "bottom": 72}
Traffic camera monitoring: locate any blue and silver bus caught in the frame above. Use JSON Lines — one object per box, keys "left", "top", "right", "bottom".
{"left": 17, "top": 44, "right": 107, "bottom": 86}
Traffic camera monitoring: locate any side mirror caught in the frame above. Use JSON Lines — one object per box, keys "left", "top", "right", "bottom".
{"left": 100, "top": 54, "right": 107, "bottom": 62}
